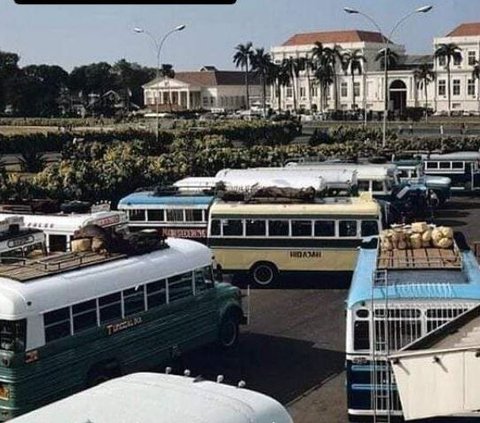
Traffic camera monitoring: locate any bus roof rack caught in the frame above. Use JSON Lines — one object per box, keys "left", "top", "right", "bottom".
{"left": 218, "top": 186, "right": 317, "bottom": 203}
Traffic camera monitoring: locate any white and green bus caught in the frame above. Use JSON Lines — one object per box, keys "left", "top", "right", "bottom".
{"left": 0, "top": 234, "right": 245, "bottom": 420}
{"left": 208, "top": 193, "right": 382, "bottom": 286}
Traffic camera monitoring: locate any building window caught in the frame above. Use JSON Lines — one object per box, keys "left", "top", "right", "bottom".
{"left": 312, "top": 87, "right": 318, "bottom": 97}
{"left": 469, "top": 51, "right": 477, "bottom": 66}
{"left": 202, "top": 97, "right": 209, "bottom": 107}
{"left": 300, "top": 87, "right": 306, "bottom": 98}
{"left": 468, "top": 79, "right": 476, "bottom": 96}
{"left": 286, "top": 87, "right": 293, "bottom": 98}
{"left": 341, "top": 82, "right": 348, "bottom": 98}
{"left": 354, "top": 82, "right": 360, "bottom": 97}
{"left": 453, "top": 79, "right": 461, "bottom": 96}
{"left": 438, "top": 56, "right": 446, "bottom": 67}
{"left": 438, "top": 80, "right": 446, "bottom": 96}
{"left": 453, "top": 54, "right": 462, "bottom": 66}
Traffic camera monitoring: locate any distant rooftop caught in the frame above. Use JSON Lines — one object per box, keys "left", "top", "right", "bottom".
{"left": 282, "top": 30, "right": 390, "bottom": 46}
{"left": 447, "top": 22, "right": 480, "bottom": 37}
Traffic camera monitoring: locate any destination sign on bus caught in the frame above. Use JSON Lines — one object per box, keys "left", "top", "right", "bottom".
{"left": 289, "top": 251, "right": 322, "bottom": 259}
{"left": 161, "top": 228, "right": 207, "bottom": 238}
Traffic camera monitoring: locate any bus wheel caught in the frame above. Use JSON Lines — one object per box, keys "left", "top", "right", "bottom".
{"left": 218, "top": 314, "right": 239, "bottom": 349}
{"left": 250, "top": 262, "right": 277, "bottom": 287}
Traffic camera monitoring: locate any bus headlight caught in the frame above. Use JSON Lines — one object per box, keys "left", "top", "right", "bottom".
{"left": 0, "top": 384, "right": 11, "bottom": 400}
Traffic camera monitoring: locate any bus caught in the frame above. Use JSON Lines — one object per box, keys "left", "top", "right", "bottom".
{"left": 421, "top": 151, "right": 480, "bottom": 192}
{"left": 207, "top": 192, "right": 382, "bottom": 286}
{"left": 0, "top": 209, "right": 127, "bottom": 253}
{"left": 118, "top": 187, "right": 214, "bottom": 243}
{"left": 345, "top": 233, "right": 480, "bottom": 422}
{"left": 9, "top": 372, "right": 293, "bottom": 423}
{"left": 0, "top": 230, "right": 245, "bottom": 420}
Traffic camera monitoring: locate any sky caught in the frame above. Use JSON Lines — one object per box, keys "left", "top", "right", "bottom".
{"left": 0, "top": 0, "right": 479, "bottom": 72}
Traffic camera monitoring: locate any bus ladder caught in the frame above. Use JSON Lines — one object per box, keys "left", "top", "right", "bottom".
{"left": 371, "top": 268, "right": 393, "bottom": 423}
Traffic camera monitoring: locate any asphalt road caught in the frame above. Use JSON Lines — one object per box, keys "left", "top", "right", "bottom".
{"left": 164, "top": 195, "right": 480, "bottom": 423}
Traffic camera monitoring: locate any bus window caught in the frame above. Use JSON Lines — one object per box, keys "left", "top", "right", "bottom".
{"left": 222, "top": 220, "right": 243, "bottom": 236}
{"left": 123, "top": 286, "right": 146, "bottom": 317}
{"left": 166, "top": 210, "right": 184, "bottom": 222}
{"left": 147, "top": 210, "right": 165, "bottom": 222}
{"left": 292, "top": 220, "right": 312, "bottom": 237}
{"left": 339, "top": 221, "right": 358, "bottom": 237}
{"left": 185, "top": 210, "right": 203, "bottom": 222}
{"left": 72, "top": 300, "right": 97, "bottom": 334}
{"left": 372, "top": 181, "right": 384, "bottom": 192}
{"left": 452, "top": 162, "right": 464, "bottom": 170}
{"left": 354, "top": 321, "right": 369, "bottom": 350}
{"left": 44, "top": 308, "right": 71, "bottom": 343}
{"left": 361, "top": 220, "right": 379, "bottom": 237}
{"left": 49, "top": 234, "right": 67, "bottom": 252}
{"left": 358, "top": 180, "right": 370, "bottom": 192}
{"left": 439, "top": 162, "right": 450, "bottom": 170}
{"left": 314, "top": 220, "right": 335, "bottom": 237}
{"left": 426, "top": 162, "right": 439, "bottom": 170}
{"left": 99, "top": 293, "right": 122, "bottom": 324}
{"left": 146, "top": 280, "right": 167, "bottom": 308}
{"left": 246, "top": 220, "right": 266, "bottom": 236}
{"left": 129, "top": 210, "right": 146, "bottom": 222}
{"left": 211, "top": 220, "right": 221, "bottom": 236}
{"left": 268, "top": 220, "right": 289, "bottom": 237}
{"left": 168, "top": 273, "right": 193, "bottom": 302}
{"left": 0, "top": 320, "right": 26, "bottom": 352}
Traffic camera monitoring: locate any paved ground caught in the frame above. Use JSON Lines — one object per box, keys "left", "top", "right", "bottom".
{"left": 172, "top": 195, "right": 480, "bottom": 423}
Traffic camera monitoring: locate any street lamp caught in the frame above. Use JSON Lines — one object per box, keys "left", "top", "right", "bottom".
{"left": 344, "top": 6, "right": 432, "bottom": 147}
{"left": 134, "top": 24, "right": 186, "bottom": 143}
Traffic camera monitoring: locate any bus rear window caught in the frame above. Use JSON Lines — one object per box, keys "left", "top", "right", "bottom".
{"left": 354, "top": 321, "right": 369, "bottom": 350}
{"left": 361, "top": 221, "right": 379, "bottom": 237}
{"left": 0, "top": 320, "right": 26, "bottom": 352}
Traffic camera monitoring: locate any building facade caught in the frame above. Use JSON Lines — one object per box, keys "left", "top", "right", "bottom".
{"left": 270, "top": 23, "right": 480, "bottom": 115}
{"left": 142, "top": 66, "right": 262, "bottom": 112}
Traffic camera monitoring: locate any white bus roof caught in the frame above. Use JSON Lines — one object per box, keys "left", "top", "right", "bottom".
{"left": 0, "top": 211, "right": 128, "bottom": 235}
{"left": 173, "top": 177, "right": 217, "bottom": 190}
{"left": 0, "top": 238, "right": 211, "bottom": 323}
{"left": 422, "top": 151, "right": 480, "bottom": 161}
{"left": 283, "top": 163, "right": 397, "bottom": 180}
{"left": 10, "top": 373, "right": 293, "bottom": 423}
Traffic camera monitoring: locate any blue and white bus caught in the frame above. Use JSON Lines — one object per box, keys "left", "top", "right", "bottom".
{"left": 118, "top": 189, "right": 214, "bottom": 243}
{"left": 345, "top": 235, "right": 480, "bottom": 422}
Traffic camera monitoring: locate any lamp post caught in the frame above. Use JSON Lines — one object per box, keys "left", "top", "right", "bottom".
{"left": 134, "top": 24, "right": 186, "bottom": 143}
{"left": 344, "top": 6, "right": 432, "bottom": 147}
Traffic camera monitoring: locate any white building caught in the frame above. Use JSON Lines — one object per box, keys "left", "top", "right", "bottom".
{"left": 270, "top": 23, "right": 480, "bottom": 115}
{"left": 142, "top": 66, "right": 262, "bottom": 112}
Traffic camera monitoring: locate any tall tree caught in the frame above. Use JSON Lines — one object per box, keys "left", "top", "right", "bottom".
{"left": 313, "top": 60, "right": 334, "bottom": 113}
{"left": 233, "top": 42, "right": 254, "bottom": 109}
{"left": 250, "top": 48, "right": 272, "bottom": 116}
{"left": 413, "top": 63, "right": 436, "bottom": 121}
{"left": 159, "top": 64, "right": 175, "bottom": 112}
{"left": 267, "top": 62, "right": 289, "bottom": 111}
{"left": 341, "top": 49, "right": 365, "bottom": 111}
{"left": 375, "top": 47, "right": 399, "bottom": 113}
{"left": 283, "top": 57, "right": 303, "bottom": 113}
{"left": 434, "top": 43, "right": 462, "bottom": 116}
{"left": 473, "top": 60, "right": 480, "bottom": 114}
{"left": 0, "top": 51, "right": 21, "bottom": 113}
{"left": 321, "top": 45, "right": 343, "bottom": 112}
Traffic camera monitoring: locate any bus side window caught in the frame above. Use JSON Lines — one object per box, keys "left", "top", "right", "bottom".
{"left": 372, "top": 181, "right": 384, "bottom": 192}
{"left": 147, "top": 210, "right": 165, "bottom": 222}
{"left": 147, "top": 280, "right": 167, "bottom": 309}
{"left": 72, "top": 300, "right": 97, "bottom": 333}
{"left": 129, "top": 210, "right": 146, "bottom": 222}
{"left": 357, "top": 180, "right": 370, "bottom": 192}
{"left": 291, "top": 220, "right": 313, "bottom": 237}
{"left": 268, "top": 220, "right": 289, "bottom": 237}
{"left": 339, "top": 221, "right": 358, "bottom": 237}
{"left": 123, "top": 286, "right": 146, "bottom": 317}
{"left": 185, "top": 209, "right": 203, "bottom": 222}
{"left": 452, "top": 161, "right": 464, "bottom": 170}
{"left": 99, "top": 293, "right": 122, "bottom": 324}
{"left": 194, "top": 266, "right": 213, "bottom": 293}
{"left": 354, "top": 320, "right": 370, "bottom": 350}
{"left": 44, "top": 307, "right": 71, "bottom": 343}
{"left": 439, "top": 162, "right": 450, "bottom": 170}
{"left": 246, "top": 220, "right": 266, "bottom": 236}
{"left": 361, "top": 220, "right": 379, "bottom": 237}
{"left": 49, "top": 234, "right": 67, "bottom": 252}
{"left": 168, "top": 273, "right": 194, "bottom": 302}
{"left": 166, "top": 209, "right": 184, "bottom": 222}
{"left": 426, "top": 162, "right": 439, "bottom": 170}
{"left": 222, "top": 220, "right": 243, "bottom": 236}
{"left": 211, "top": 219, "right": 221, "bottom": 236}
{"left": 314, "top": 220, "right": 335, "bottom": 237}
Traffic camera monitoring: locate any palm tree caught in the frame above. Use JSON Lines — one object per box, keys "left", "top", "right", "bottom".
{"left": 250, "top": 48, "right": 272, "bottom": 116}
{"left": 302, "top": 56, "right": 317, "bottom": 112}
{"left": 267, "top": 62, "right": 289, "bottom": 111}
{"left": 159, "top": 64, "right": 175, "bottom": 112}
{"left": 313, "top": 60, "right": 334, "bottom": 113}
{"left": 283, "top": 57, "right": 303, "bottom": 113}
{"left": 375, "top": 48, "right": 399, "bottom": 113}
{"left": 472, "top": 60, "right": 480, "bottom": 113}
{"left": 233, "top": 42, "right": 254, "bottom": 109}
{"left": 434, "top": 43, "right": 462, "bottom": 116}
{"left": 321, "top": 45, "right": 343, "bottom": 112}
{"left": 341, "top": 49, "right": 366, "bottom": 111}
{"left": 413, "top": 63, "right": 436, "bottom": 121}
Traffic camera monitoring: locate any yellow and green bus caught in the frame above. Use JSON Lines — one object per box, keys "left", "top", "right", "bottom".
{"left": 207, "top": 194, "right": 382, "bottom": 286}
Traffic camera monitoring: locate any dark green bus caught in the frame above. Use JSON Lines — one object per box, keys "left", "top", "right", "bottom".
{"left": 0, "top": 237, "right": 245, "bottom": 420}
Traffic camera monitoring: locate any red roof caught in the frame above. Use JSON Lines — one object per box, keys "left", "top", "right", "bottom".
{"left": 447, "top": 23, "right": 480, "bottom": 37}
{"left": 282, "top": 30, "right": 388, "bottom": 46}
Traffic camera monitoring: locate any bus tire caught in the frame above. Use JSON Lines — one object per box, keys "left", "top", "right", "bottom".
{"left": 250, "top": 262, "right": 278, "bottom": 287}
{"left": 87, "top": 363, "right": 121, "bottom": 388}
{"left": 218, "top": 313, "right": 240, "bottom": 349}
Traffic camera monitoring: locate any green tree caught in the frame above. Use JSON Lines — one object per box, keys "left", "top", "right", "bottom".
{"left": 250, "top": 48, "right": 272, "bottom": 116}
{"left": 233, "top": 42, "right": 254, "bottom": 109}
{"left": 413, "top": 63, "right": 436, "bottom": 121}
{"left": 434, "top": 43, "right": 462, "bottom": 116}
{"left": 375, "top": 47, "right": 400, "bottom": 113}
{"left": 159, "top": 64, "right": 175, "bottom": 112}
{"left": 283, "top": 57, "right": 303, "bottom": 113}
{"left": 321, "top": 45, "right": 343, "bottom": 112}
{"left": 0, "top": 51, "right": 21, "bottom": 114}
{"left": 340, "top": 49, "right": 366, "bottom": 110}
{"left": 313, "top": 60, "right": 334, "bottom": 113}
{"left": 266, "top": 62, "right": 289, "bottom": 111}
